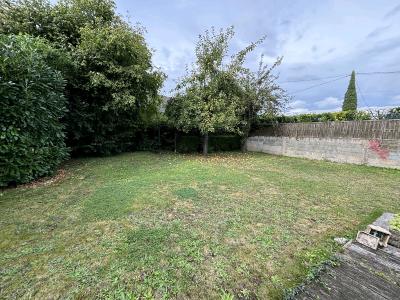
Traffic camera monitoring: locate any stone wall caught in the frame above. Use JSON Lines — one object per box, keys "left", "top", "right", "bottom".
{"left": 246, "top": 120, "right": 400, "bottom": 169}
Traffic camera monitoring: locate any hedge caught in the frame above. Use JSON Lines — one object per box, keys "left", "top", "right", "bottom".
{"left": 175, "top": 135, "right": 240, "bottom": 153}
{"left": 258, "top": 110, "right": 371, "bottom": 124}
{"left": 0, "top": 34, "right": 68, "bottom": 186}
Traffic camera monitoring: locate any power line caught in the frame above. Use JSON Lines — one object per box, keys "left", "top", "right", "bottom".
{"left": 287, "top": 70, "right": 400, "bottom": 94}
{"left": 290, "top": 75, "right": 350, "bottom": 94}
{"left": 356, "top": 71, "right": 400, "bottom": 75}
{"left": 281, "top": 70, "right": 400, "bottom": 85}
{"left": 355, "top": 80, "right": 370, "bottom": 108}
{"left": 279, "top": 74, "right": 348, "bottom": 83}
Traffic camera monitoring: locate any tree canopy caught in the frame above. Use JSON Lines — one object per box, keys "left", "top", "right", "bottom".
{"left": 166, "top": 26, "right": 287, "bottom": 154}
{"left": 1, "top": 0, "right": 165, "bottom": 155}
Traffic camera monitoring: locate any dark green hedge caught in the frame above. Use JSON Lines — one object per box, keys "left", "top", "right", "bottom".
{"left": 176, "top": 135, "right": 241, "bottom": 153}
{"left": 135, "top": 125, "right": 241, "bottom": 153}
{"left": 0, "top": 34, "right": 68, "bottom": 186}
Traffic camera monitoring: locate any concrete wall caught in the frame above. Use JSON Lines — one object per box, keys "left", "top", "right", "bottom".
{"left": 246, "top": 136, "right": 400, "bottom": 169}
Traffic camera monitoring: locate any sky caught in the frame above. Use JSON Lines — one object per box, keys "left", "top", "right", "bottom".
{"left": 115, "top": 0, "right": 400, "bottom": 114}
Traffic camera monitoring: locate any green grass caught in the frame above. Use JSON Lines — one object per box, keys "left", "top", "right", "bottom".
{"left": 1, "top": 152, "right": 399, "bottom": 299}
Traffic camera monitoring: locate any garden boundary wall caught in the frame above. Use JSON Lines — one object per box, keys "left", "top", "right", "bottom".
{"left": 246, "top": 119, "right": 400, "bottom": 169}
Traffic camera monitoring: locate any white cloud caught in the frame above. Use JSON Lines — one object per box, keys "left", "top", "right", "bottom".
{"left": 286, "top": 108, "right": 310, "bottom": 115}
{"left": 315, "top": 96, "right": 342, "bottom": 108}
{"left": 359, "top": 105, "right": 397, "bottom": 111}
{"left": 120, "top": 0, "right": 400, "bottom": 105}
{"left": 289, "top": 100, "right": 306, "bottom": 108}
{"left": 392, "top": 95, "right": 400, "bottom": 101}
{"left": 286, "top": 107, "right": 343, "bottom": 115}
{"left": 286, "top": 97, "right": 343, "bottom": 115}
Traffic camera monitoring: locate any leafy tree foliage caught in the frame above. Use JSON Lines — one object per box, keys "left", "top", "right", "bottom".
{"left": 167, "top": 27, "right": 287, "bottom": 154}
{"left": 1, "top": 0, "right": 165, "bottom": 155}
{"left": 257, "top": 110, "right": 371, "bottom": 124}
{"left": 67, "top": 24, "right": 164, "bottom": 154}
{"left": 0, "top": 0, "right": 116, "bottom": 46}
{"left": 239, "top": 56, "right": 288, "bottom": 147}
{"left": 384, "top": 107, "right": 400, "bottom": 119}
{"left": 342, "top": 70, "right": 357, "bottom": 111}
{"left": 0, "top": 34, "right": 67, "bottom": 186}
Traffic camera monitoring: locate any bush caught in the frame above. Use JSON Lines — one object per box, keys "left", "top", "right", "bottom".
{"left": 1, "top": 0, "right": 165, "bottom": 157}
{"left": 209, "top": 136, "right": 241, "bottom": 152}
{"left": 258, "top": 110, "right": 371, "bottom": 124}
{"left": 176, "top": 136, "right": 201, "bottom": 153}
{"left": 385, "top": 107, "right": 400, "bottom": 120}
{"left": 134, "top": 124, "right": 242, "bottom": 153}
{"left": 0, "top": 34, "right": 67, "bottom": 186}
{"left": 176, "top": 135, "right": 241, "bottom": 153}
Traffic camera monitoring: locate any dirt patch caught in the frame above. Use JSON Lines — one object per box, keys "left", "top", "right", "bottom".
{"left": 21, "top": 169, "right": 68, "bottom": 188}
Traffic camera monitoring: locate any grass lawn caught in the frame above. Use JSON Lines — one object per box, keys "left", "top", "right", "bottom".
{"left": 1, "top": 152, "right": 399, "bottom": 299}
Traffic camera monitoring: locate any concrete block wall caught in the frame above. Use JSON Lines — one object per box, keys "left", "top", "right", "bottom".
{"left": 246, "top": 136, "right": 400, "bottom": 169}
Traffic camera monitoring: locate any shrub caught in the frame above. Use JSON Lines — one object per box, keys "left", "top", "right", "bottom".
{"left": 1, "top": 0, "right": 165, "bottom": 157}
{"left": 208, "top": 135, "right": 241, "bottom": 152}
{"left": 258, "top": 110, "right": 371, "bottom": 124}
{"left": 384, "top": 107, "right": 400, "bottom": 120}
{"left": 0, "top": 34, "right": 67, "bottom": 186}
{"left": 176, "top": 135, "right": 241, "bottom": 153}
{"left": 176, "top": 136, "right": 201, "bottom": 153}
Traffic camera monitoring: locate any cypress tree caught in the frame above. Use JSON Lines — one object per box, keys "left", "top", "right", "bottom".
{"left": 342, "top": 70, "right": 358, "bottom": 111}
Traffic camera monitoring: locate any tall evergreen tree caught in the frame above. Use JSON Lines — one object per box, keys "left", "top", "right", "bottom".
{"left": 342, "top": 70, "right": 357, "bottom": 111}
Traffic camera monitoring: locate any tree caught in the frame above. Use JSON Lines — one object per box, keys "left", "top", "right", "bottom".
{"left": 167, "top": 27, "right": 241, "bottom": 155}
{"left": 67, "top": 24, "right": 165, "bottom": 154}
{"left": 0, "top": 34, "right": 67, "bottom": 186}
{"left": 342, "top": 70, "right": 357, "bottom": 111}
{"left": 239, "top": 56, "right": 288, "bottom": 148}
{"left": 167, "top": 27, "right": 287, "bottom": 155}
{"left": 0, "top": 0, "right": 165, "bottom": 155}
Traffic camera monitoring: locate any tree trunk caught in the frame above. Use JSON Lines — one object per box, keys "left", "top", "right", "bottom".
{"left": 240, "top": 134, "right": 248, "bottom": 152}
{"left": 240, "top": 122, "right": 250, "bottom": 152}
{"left": 203, "top": 133, "right": 209, "bottom": 156}
{"left": 174, "top": 130, "right": 177, "bottom": 153}
{"left": 157, "top": 125, "right": 161, "bottom": 146}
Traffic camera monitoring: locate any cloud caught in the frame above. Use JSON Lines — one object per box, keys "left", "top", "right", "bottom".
{"left": 311, "top": 45, "right": 318, "bottom": 53}
{"left": 285, "top": 97, "right": 342, "bottom": 115}
{"left": 280, "top": 20, "right": 291, "bottom": 27}
{"left": 384, "top": 4, "right": 400, "bottom": 18}
{"left": 288, "top": 65, "right": 307, "bottom": 72}
{"left": 315, "top": 97, "right": 342, "bottom": 108}
{"left": 391, "top": 95, "right": 400, "bottom": 104}
{"left": 289, "top": 100, "right": 306, "bottom": 108}
{"left": 327, "top": 48, "right": 335, "bottom": 54}
{"left": 366, "top": 25, "right": 391, "bottom": 39}
{"left": 120, "top": 0, "right": 400, "bottom": 106}
{"left": 286, "top": 97, "right": 342, "bottom": 114}
{"left": 286, "top": 108, "right": 310, "bottom": 115}
{"left": 295, "top": 32, "right": 304, "bottom": 42}
{"left": 363, "top": 36, "right": 400, "bottom": 55}
{"left": 285, "top": 106, "right": 342, "bottom": 115}
{"left": 393, "top": 95, "right": 400, "bottom": 100}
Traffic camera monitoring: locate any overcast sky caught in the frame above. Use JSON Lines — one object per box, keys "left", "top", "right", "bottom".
{"left": 116, "top": 0, "right": 400, "bottom": 114}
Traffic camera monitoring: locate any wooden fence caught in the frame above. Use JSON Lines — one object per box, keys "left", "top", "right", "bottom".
{"left": 251, "top": 119, "right": 400, "bottom": 140}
